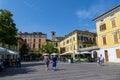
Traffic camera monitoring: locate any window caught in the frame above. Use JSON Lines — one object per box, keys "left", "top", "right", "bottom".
{"left": 113, "top": 32, "right": 118, "bottom": 43}
{"left": 116, "top": 49, "right": 120, "bottom": 58}
{"left": 66, "top": 40, "right": 69, "bottom": 44}
{"left": 81, "top": 36, "right": 83, "bottom": 41}
{"left": 52, "top": 33, "right": 55, "bottom": 36}
{"left": 55, "top": 43, "right": 58, "bottom": 47}
{"left": 73, "top": 37, "right": 75, "bottom": 41}
{"left": 102, "top": 36, "right": 107, "bottom": 45}
{"left": 89, "top": 38, "right": 92, "bottom": 42}
{"left": 33, "top": 44, "right": 35, "bottom": 48}
{"left": 34, "top": 39, "right": 36, "bottom": 42}
{"left": 39, "top": 44, "right": 41, "bottom": 48}
{"left": 111, "top": 19, "right": 116, "bottom": 28}
{"left": 100, "top": 23, "right": 106, "bottom": 31}
{"left": 83, "top": 36, "right": 88, "bottom": 42}
{"left": 39, "top": 39, "right": 41, "bottom": 42}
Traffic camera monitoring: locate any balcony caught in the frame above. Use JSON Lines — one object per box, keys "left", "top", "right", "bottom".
{"left": 79, "top": 46, "right": 99, "bottom": 52}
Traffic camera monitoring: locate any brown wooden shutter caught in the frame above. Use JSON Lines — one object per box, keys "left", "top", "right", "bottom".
{"left": 103, "top": 36, "right": 106, "bottom": 45}
{"left": 116, "top": 49, "right": 120, "bottom": 58}
{"left": 113, "top": 33, "right": 118, "bottom": 43}
{"left": 111, "top": 19, "right": 116, "bottom": 27}
{"left": 100, "top": 25, "right": 102, "bottom": 31}
{"left": 104, "top": 24, "right": 106, "bottom": 30}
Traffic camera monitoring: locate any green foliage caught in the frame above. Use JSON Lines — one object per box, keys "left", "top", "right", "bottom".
{"left": 0, "top": 9, "right": 18, "bottom": 47}
{"left": 19, "top": 42, "right": 29, "bottom": 58}
{"left": 41, "top": 43, "right": 59, "bottom": 55}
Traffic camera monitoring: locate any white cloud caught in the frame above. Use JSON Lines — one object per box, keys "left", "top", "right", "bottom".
{"left": 76, "top": 4, "right": 106, "bottom": 19}
{"left": 22, "top": 0, "right": 35, "bottom": 9}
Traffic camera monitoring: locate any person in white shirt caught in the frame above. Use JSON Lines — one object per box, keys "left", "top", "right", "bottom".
{"left": 100, "top": 54, "right": 104, "bottom": 66}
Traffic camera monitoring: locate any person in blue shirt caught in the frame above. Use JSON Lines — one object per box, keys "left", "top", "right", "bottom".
{"left": 52, "top": 56, "right": 57, "bottom": 71}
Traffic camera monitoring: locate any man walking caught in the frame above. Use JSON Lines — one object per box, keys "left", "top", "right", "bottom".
{"left": 52, "top": 56, "right": 57, "bottom": 71}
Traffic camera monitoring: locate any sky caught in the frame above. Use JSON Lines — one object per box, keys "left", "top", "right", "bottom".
{"left": 0, "top": 0, "right": 120, "bottom": 39}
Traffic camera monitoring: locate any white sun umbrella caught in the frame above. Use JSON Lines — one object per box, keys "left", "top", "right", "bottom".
{"left": 7, "top": 49, "right": 19, "bottom": 59}
{"left": 0, "top": 47, "right": 6, "bottom": 53}
{"left": 51, "top": 53, "right": 58, "bottom": 56}
{"left": 7, "top": 49, "right": 15, "bottom": 54}
{"left": 43, "top": 53, "right": 49, "bottom": 56}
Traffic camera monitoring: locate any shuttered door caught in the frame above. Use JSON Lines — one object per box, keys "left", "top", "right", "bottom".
{"left": 104, "top": 51, "right": 109, "bottom": 62}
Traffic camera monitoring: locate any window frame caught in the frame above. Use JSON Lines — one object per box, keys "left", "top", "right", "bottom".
{"left": 110, "top": 17, "right": 117, "bottom": 28}
{"left": 112, "top": 32, "right": 118, "bottom": 43}
{"left": 102, "top": 35, "right": 107, "bottom": 45}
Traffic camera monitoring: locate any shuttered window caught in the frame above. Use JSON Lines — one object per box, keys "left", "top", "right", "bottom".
{"left": 116, "top": 49, "right": 120, "bottom": 58}
{"left": 113, "top": 32, "right": 118, "bottom": 43}
{"left": 100, "top": 23, "right": 106, "bottom": 31}
{"left": 102, "top": 36, "right": 106, "bottom": 45}
{"left": 111, "top": 19, "right": 116, "bottom": 28}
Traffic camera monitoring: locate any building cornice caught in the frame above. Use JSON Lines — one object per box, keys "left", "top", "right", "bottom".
{"left": 93, "top": 5, "right": 120, "bottom": 22}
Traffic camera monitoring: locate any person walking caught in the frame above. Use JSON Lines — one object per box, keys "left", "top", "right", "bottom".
{"left": 100, "top": 54, "right": 104, "bottom": 66}
{"left": 44, "top": 56, "right": 50, "bottom": 71}
{"left": 97, "top": 57, "right": 100, "bottom": 65}
{"left": 52, "top": 56, "right": 57, "bottom": 71}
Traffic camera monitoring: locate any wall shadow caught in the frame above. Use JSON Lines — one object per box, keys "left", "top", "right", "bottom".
{"left": 0, "top": 62, "right": 45, "bottom": 77}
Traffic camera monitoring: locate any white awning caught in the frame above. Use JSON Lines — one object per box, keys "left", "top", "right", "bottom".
{"left": 60, "top": 52, "right": 72, "bottom": 55}
{"left": 7, "top": 49, "right": 19, "bottom": 55}
{"left": 80, "top": 51, "right": 92, "bottom": 54}
{"left": 75, "top": 52, "right": 80, "bottom": 55}
{"left": 0, "top": 47, "right": 6, "bottom": 52}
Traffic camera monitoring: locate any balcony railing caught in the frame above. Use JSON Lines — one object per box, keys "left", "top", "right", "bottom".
{"left": 79, "top": 46, "right": 99, "bottom": 52}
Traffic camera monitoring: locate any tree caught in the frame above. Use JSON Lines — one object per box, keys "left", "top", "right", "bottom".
{"left": 41, "top": 43, "right": 59, "bottom": 55}
{"left": 19, "top": 42, "right": 29, "bottom": 60}
{"left": 0, "top": 9, "right": 18, "bottom": 48}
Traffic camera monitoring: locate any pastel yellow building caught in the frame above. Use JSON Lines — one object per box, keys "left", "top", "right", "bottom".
{"left": 60, "top": 30, "right": 96, "bottom": 59}
{"left": 93, "top": 5, "right": 120, "bottom": 62}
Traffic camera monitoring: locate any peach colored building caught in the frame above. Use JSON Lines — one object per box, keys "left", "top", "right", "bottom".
{"left": 18, "top": 32, "right": 47, "bottom": 51}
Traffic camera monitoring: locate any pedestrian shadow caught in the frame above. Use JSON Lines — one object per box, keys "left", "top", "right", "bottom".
{"left": 22, "top": 62, "right": 45, "bottom": 68}
{"left": 0, "top": 67, "right": 36, "bottom": 77}
{"left": 51, "top": 68, "right": 66, "bottom": 71}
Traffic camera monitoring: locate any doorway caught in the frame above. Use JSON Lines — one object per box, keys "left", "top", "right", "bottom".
{"left": 104, "top": 50, "right": 109, "bottom": 62}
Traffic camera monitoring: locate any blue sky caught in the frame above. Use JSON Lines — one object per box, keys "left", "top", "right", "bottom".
{"left": 0, "top": 0, "right": 120, "bottom": 39}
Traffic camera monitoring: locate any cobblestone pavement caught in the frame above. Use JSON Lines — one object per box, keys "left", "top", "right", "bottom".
{"left": 0, "top": 61, "right": 120, "bottom": 80}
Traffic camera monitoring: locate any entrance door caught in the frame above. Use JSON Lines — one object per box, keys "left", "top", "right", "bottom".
{"left": 104, "top": 50, "right": 109, "bottom": 62}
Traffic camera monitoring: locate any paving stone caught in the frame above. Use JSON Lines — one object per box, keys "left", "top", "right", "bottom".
{"left": 0, "top": 62, "right": 120, "bottom": 80}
